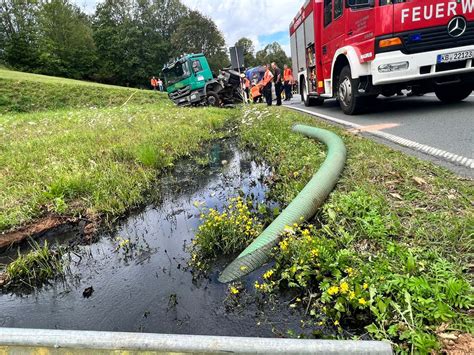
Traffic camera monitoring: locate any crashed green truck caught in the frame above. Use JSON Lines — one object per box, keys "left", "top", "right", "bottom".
{"left": 162, "top": 53, "right": 244, "bottom": 107}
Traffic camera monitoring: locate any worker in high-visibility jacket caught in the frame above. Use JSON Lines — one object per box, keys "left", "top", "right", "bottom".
{"left": 260, "top": 64, "right": 274, "bottom": 106}
{"left": 283, "top": 64, "right": 294, "bottom": 101}
{"left": 150, "top": 76, "right": 158, "bottom": 90}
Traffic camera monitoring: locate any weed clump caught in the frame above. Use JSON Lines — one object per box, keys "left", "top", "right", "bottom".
{"left": 254, "top": 217, "right": 473, "bottom": 353}
{"left": 190, "top": 196, "right": 262, "bottom": 271}
{"left": 2, "top": 241, "right": 66, "bottom": 289}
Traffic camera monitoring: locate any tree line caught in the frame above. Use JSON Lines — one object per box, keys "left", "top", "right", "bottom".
{"left": 0, "top": 0, "right": 291, "bottom": 87}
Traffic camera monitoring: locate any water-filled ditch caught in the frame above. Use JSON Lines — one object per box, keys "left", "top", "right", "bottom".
{"left": 0, "top": 140, "right": 311, "bottom": 337}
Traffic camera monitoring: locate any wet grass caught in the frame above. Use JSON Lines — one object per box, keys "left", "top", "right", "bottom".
{"left": 1, "top": 240, "right": 65, "bottom": 289}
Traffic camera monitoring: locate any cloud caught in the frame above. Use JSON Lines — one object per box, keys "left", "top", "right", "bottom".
{"left": 72, "top": 0, "right": 301, "bottom": 54}
{"left": 180, "top": 0, "right": 300, "bottom": 54}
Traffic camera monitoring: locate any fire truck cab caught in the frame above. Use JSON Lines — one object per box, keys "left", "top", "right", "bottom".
{"left": 290, "top": 0, "right": 474, "bottom": 114}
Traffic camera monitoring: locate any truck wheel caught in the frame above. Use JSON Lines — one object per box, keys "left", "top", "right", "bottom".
{"left": 435, "top": 85, "right": 472, "bottom": 103}
{"left": 338, "top": 66, "right": 364, "bottom": 115}
{"left": 206, "top": 91, "right": 220, "bottom": 107}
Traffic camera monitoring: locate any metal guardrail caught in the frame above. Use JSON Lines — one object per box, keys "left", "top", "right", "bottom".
{"left": 0, "top": 328, "right": 392, "bottom": 354}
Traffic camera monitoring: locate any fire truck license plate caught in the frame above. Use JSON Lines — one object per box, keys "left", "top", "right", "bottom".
{"left": 437, "top": 50, "right": 474, "bottom": 63}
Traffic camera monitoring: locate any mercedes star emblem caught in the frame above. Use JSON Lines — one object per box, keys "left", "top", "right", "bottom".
{"left": 447, "top": 16, "right": 467, "bottom": 38}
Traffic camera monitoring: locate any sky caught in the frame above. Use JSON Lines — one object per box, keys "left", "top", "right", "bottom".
{"left": 72, "top": 0, "right": 303, "bottom": 55}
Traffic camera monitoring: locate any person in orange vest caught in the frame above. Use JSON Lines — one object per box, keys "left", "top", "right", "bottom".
{"left": 150, "top": 76, "right": 158, "bottom": 90}
{"left": 260, "top": 64, "right": 274, "bottom": 106}
{"left": 283, "top": 64, "right": 294, "bottom": 101}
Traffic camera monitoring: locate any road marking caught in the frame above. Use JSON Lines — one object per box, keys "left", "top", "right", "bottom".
{"left": 286, "top": 106, "right": 473, "bottom": 169}
{"left": 349, "top": 123, "right": 400, "bottom": 133}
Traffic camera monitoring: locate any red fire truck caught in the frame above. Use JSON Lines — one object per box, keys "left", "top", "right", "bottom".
{"left": 290, "top": 0, "right": 474, "bottom": 114}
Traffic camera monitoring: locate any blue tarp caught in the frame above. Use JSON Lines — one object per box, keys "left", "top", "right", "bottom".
{"left": 246, "top": 66, "right": 265, "bottom": 84}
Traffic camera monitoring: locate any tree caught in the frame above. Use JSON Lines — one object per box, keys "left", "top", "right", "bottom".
{"left": 256, "top": 42, "right": 291, "bottom": 69}
{"left": 235, "top": 37, "right": 257, "bottom": 68}
{"left": 93, "top": 0, "right": 188, "bottom": 86}
{"left": 171, "top": 11, "right": 229, "bottom": 73}
{"left": 0, "top": 0, "right": 41, "bottom": 70}
{"left": 37, "top": 0, "right": 97, "bottom": 79}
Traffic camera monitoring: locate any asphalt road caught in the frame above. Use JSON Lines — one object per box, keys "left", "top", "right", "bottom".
{"left": 285, "top": 93, "right": 473, "bottom": 178}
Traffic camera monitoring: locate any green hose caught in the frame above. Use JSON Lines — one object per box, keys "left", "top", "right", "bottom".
{"left": 218, "top": 124, "right": 346, "bottom": 283}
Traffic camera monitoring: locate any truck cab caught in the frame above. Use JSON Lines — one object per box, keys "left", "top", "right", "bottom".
{"left": 290, "top": 0, "right": 474, "bottom": 114}
{"left": 163, "top": 53, "right": 214, "bottom": 106}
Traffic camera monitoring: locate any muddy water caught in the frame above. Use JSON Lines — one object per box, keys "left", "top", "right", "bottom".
{"left": 0, "top": 141, "right": 308, "bottom": 337}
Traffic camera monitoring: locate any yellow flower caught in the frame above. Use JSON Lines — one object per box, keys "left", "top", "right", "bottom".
{"left": 263, "top": 270, "right": 274, "bottom": 279}
{"left": 334, "top": 320, "right": 340, "bottom": 326}
{"left": 310, "top": 248, "right": 319, "bottom": 257}
{"left": 358, "top": 298, "right": 367, "bottom": 305}
{"left": 345, "top": 267, "right": 354, "bottom": 276}
{"left": 230, "top": 286, "right": 239, "bottom": 295}
{"left": 254, "top": 281, "right": 261, "bottom": 290}
{"left": 340, "top": 282, "right": 349, "bottom": 294}
{"left": 349, "top": 291, "right": 355, "bottom": 300}
{"left": 328, "top": 286, "right": 339, "bottom": 296}
{"left": 363, "top": 283, "right": 369, "bottom": 290}
{"left": 240, "top": 266, "right": 248, "bottom": 271}
{"left": 279, "top": 239, "right": 289, "bottom": 251}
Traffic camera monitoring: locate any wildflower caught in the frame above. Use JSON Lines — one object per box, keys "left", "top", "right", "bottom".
{"left": 263, "top": 269, "right": 274, "bottom": 279}
{"left": 230, "top": 286, "right": 239, "bottom": 295}
{"left": 240, "top": 266, "right": 248, "bottom": 271}
{"left": 334, "top": 320, "right": 340, "bottom": 326}
{"left": 254, "top": 281, "right": 261, "bottom": 290}
{"left": 349, "top": 291, "right": 355, "bottom": 300}
{"left": 327, "top": 286, "right": 339, "bottom": 296}
{"left": 363, "top": 283, "right": 369, "bottom": 290}
{"left": 279, "top": 239, "right": 289, "bottom": 251}
{"left": 318, "top": 321, "right": 324, "bottom": 326}
{"left": 358, "top": 298, "right": 367, "bottom": 306}
{"left": 345, "top": 267, "right": 354, "bottom": 276}
{"left": 340, "top": 282, "right": 349, "bottom": 294}
{"left": 310, "top": 248, "right": 319, "bottom": 257}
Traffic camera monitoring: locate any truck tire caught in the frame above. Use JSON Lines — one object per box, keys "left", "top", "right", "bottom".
{"left": 302, "top": 81, "right": 324, "bottom": 107}
{"left": 435, "top": 85, "right": 472, "bottom": 103}
{"left": 206, "top": 91, "right": 220, "bottom": 107}
{"left": 337, "top": 66, "right": 364, "bottom": 115}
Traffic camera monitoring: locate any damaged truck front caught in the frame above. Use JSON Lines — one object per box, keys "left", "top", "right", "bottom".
{"left": 163, "top": 53, "right": 243, "bottom": 107}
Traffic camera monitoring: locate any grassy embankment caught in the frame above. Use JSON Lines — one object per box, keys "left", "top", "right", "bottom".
{"left": 0, "top": 69, "right": 237, "bottom": 231}
{"left": 0, "top": 69, "right": 472, "bottom": 352}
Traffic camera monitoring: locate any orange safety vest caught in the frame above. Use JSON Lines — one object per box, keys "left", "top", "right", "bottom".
{"left": 244, "top": 78, "right": 250, "bottom": 88}
{"left": 261, "top": 69, "right": 274, "bottom": 87}
{"left": 283, "top": 68, "right": 293, "bottom": 82}
{"left": 251, "top": 85, "right": 262, "bottom": 98}
{"left": 151, "top": 78, "right": 157, "bottom": 87}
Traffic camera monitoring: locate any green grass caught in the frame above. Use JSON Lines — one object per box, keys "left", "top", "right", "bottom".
{"left": 0, "top": 68, "right": 160, "bottom": 113}
{"left": 0, "top": 69, "right": 237, "bottom": 231}
{"left": 2, "top": 240, "right": 65, "bottom": 288}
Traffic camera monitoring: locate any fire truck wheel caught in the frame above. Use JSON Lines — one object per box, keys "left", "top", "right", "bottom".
{"left": 338, "top": 66, "right": 364, "bottom": 115}
{"left": 206, "top": 91, "right": 221, "bottom": 107}
{"left": 435, "top": 85, "right": 472, "bottom": 103}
